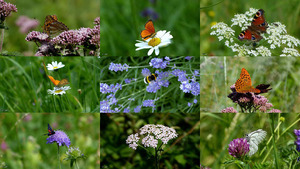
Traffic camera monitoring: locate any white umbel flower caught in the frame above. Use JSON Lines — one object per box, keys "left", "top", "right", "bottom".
{"left": 135, "top": 30, "right": 173, "bottom": 56}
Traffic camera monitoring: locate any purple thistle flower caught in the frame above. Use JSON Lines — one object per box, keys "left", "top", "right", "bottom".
{"left": 221, "top": 107, "right": 238, "bottom": 113}
{"left": 134, "top": 105, "right": 142, "bottom": 113}
{"left": 149, "top": 58, "right": 169, "bottom": 69}
{"left": 228, "top": 138, "right": 249, "bottom": 158}
{"left": 142, "top": 99, "right": 156, "bottom": 108}
{"left": 46, "top": 130, "right": 71, "bottom": 148}
{"left": 109, "top": 62, "right": 129, "bottom": 72}
{"left": 0, "top": 0, "right": 17, "bottom": 23}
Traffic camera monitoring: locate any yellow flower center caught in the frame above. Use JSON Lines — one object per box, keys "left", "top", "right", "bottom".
{"left": 55, "top": 90, "right": 63, "bottom": 93}
{"left": 148, "top": 37, "right": 161, "bottom": 47}
{"left": 53, "top": 66, "right": 58, "bottom": 69}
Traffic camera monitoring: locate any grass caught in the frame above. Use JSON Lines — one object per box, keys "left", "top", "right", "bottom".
{"left": 101, "top": 0, "right": 199, "bottom": 56}
{"left": 0, "top": 113, "right": 100, "bottom": 169}
{"left": 200, "top": 0, "right": 300, "bottom": 56}
{"left": 200, "top": 56, "right": 300, "bottom": 113}
{"left": 0, "top": 56, "right": 100, "bottom": 113}
{"left": 200, "top": 113, "right": 300, "bottom": 169}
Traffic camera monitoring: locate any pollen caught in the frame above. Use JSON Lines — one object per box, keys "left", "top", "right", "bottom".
{"left": 148, "top": 37, "right": 161, "bottom": 47}
{"left": 55, "top": 90, "right": 63, "bottom": 93}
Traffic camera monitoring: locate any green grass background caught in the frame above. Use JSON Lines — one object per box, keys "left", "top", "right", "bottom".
{"left": 0, "top": 113, "right": 100, "bottom": 169}
{"left": 0, "top": 56, "right": 100, "bottom": 113}
{"left": 100, "top": 113, "right": 200, "bottom": 169}
{"left": 1, "top": 0, "right": 99, "bottom": 56}
{"left": 101, "top": 0, "right": 199, "bottom": 56}
{"left": 200, "top": 0, "right": 300, "bottom": 56}
{"left": 200, "top": 113, "right": 300, "bottom": 168}
{"left": 100, "top": 56, "right": 200, "bottom": 113}
{"left": 200, "top": 56, "right": 300, "bottom": 113}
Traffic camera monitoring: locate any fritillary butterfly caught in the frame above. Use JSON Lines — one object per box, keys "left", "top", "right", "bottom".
{"left": 43, "top": 15, "right": 68, "bottom": 38}
{"left": 48, "top": 75, "right": 69, "bottom": 87}
{"left": 235, "top": 68, "right": 261, "bottom": 93}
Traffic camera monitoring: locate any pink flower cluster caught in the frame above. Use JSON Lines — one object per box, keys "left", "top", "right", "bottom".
{"left": 0, "top": 0, "right": 17, "bottom": 22}
{"left": 16, "top": 15, "right": 39, "bottom": 34}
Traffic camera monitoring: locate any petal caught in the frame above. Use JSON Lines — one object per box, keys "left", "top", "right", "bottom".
{"left": 148, "top": 48, "right": 154, "bottom": 56}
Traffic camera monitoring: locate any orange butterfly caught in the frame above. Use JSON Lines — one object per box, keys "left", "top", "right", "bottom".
{"left": 43, "top": 15, "right": 68, "bottom": 37}
{"left": 48, "top": 75, "right": 69, "bottom": 87}
{"left": 235, "top": 68, "right": 260, "bottom": 93}
{"left": 140, "top": 20, "right": 156, "bottom": 41}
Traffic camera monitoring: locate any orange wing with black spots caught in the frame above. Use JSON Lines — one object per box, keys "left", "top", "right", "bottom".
{"left": 140, "top": 20, "right": 156, "bottom": 41}
{"left": 235, "top": 68, "right": 261, "bottom": 93}
{"left": 48, "top": 75, "right": 69, "bottom": 87}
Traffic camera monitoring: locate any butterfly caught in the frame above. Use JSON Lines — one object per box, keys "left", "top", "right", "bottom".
{"left": 44, "top": 123, "right": 56, "bottom": 136}
{"left": 238, "top": 9, "right": 268, "bottom": 42}
{"left": 235, "top": 68, "right": 261, "bottom": 94}
{"left": 43, "top": 15, "right": 68, "bottom": 38}
{"left": 245, "top": 129, "right": 267, "bottom": 156}
{"left": 48, "top": 75, "right": 69, "bottom": 87}
{"left": 140, "top": 20, "right": 156, "bottom": 41}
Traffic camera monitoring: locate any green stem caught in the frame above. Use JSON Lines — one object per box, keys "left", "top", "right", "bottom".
{"left": 0, "top": 29, "right": 4, "bottom": 52}
{"left": 57, "top": 144, "right": 62, "bottom": 169}
{"left": 75, "top": 161, "right": 80, "bottom": 169}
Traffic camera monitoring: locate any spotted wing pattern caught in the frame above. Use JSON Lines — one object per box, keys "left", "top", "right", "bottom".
{"left": 235, "top": 68, "right": 260, "bottom": 93}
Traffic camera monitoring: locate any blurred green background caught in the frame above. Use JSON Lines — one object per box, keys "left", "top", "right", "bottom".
{"left": 101, "top": 0, "right": 199, "bottom": 56}
{"left": 200, "top": 113, "right": 300, "bottom": 168}
{"left": 100, "top": 113, "right": 200, "bottom": 169}
{"left": 0, "top": 113, "right": 100, "bottom": 169}
{"left": 200, "top": 0, "right": 300, "bottom": 56}
{"left": 1, "top": 0, "right": 99, "bottom": 56}
{"left": 0, "top": 56, "right": 100, "bottom": 113}
{"left": 200, "top": 56, "right": 300, "bottom": 113}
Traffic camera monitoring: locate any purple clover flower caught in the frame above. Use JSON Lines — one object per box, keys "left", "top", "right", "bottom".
{"left": 0, "top": 0, "right": 17, "bottom": 23}
{"left": 134, "top": 105, "right": 142, "bottom": 113}
{"left": 100, "top": 83, "right": 122, "bottom": 94}
{"left": 228, "top": 138, "right": 249, "bottom": 158}
{"left": 294, "top": 129, "right": 300, "bottom": 152}
{"left": 149, "top": 58, "right": 169, "bottom": 69}
{"left": 46, "top": 130, "right": 71, "bottom": 148}
{"left": 109, "top": 62, "right": 129, "bottom": 72}
{"left": 142, "top": 99, "right": 156, "bottom": 108}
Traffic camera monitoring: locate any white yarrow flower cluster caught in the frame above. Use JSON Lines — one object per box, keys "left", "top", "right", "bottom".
{"left": 211, "top": 8, "right": 300, "bottom": 56}
{"left": 126, "top": 124, "right": 178, "bottom": 150}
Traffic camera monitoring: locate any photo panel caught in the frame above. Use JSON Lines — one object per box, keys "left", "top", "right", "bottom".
{"left": 100, "top": 56, "right": 200, "bottom": 113}
{"left": 0, "top": 56, "right": 100, "bottom": 113}
{"left": 200, "top": 0, "right": 300, "bottom": 56}
{"left": 101, "top": 0, "right": 199, "bottom": 56}
{"left": 200, "top": 113, "right": 300, "bottom": 168}
{"left": 200, "top": 56, "right": 300, "bottom": 113}
{"left": 100, "top": 113, "right": 200, "bottom": 169}
{"left": 0, "top": 0, "right": 99, "bottom": 56}
{"left": 0, "top": 113, "right": 100, "bottom": 168}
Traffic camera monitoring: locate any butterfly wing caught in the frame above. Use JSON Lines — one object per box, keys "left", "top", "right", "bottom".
{"left": 238, "top": 27, "right": 262, "bottom": 42}
{"left": 235, "top": 68, "right": 261, "bottom": 93}
{"left": 251, "top": 9, "right": 268, "bottom": 33}
{"left": 43, "top": 15, "right": 68, "bottom": 38}
{"left": 48, "top": 75, "right": 60, "bottom": 86}
{"left": 47, "top": 123, "right": 55, "bottom": 136}
{"left": 141, "top": 20, "right": 155, "bottom": 40}
{"left": 246, "top": 129, "right": 267, "bottom": 156}
{"left": 56, "top": 79, "right": 69, "bottom": 87}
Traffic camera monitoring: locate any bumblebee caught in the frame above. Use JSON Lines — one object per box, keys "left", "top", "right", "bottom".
{"left": 144, "top": 73, "right": 158, "bottom": 84}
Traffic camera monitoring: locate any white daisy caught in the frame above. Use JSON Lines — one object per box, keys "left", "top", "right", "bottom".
{"left": 135, "top": 30, "right": 173, "bottom": 56}
{"left": 46, "top": 61, "right": 65, "bottom": 70}
{"left": 47, "top": 86, "right": 71, "bottom": 95}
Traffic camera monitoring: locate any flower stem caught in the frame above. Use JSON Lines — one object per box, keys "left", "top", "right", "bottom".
{"left": 57, "top": 144, "right": 62, "bottom": 169}
{"left": 75, "top": 161, "right": 80, "bottom": 169}
{"left": 0, "top": 29, "right": 4, "bottom": 52}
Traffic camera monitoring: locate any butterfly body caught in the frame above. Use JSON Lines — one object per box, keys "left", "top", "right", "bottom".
{"left": 235, "top": 68, "right": 260, "bottom": 94}
{"left": 141, "top": 20, "right": 156, "bottom": 41}
{"left": 43, "top": 15, "right": 68, "bottom": 38}
{"left": 245, "top": 129, "right": 267, "bottom": 156}
{"left": 44, "top": 123, "right": 55, "bottom": 136}
{"left": 48, "top": 75, "right": 69, "bottom": 87}
{"left": 238, "top": 9, "right": 268, "bottom": 42}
